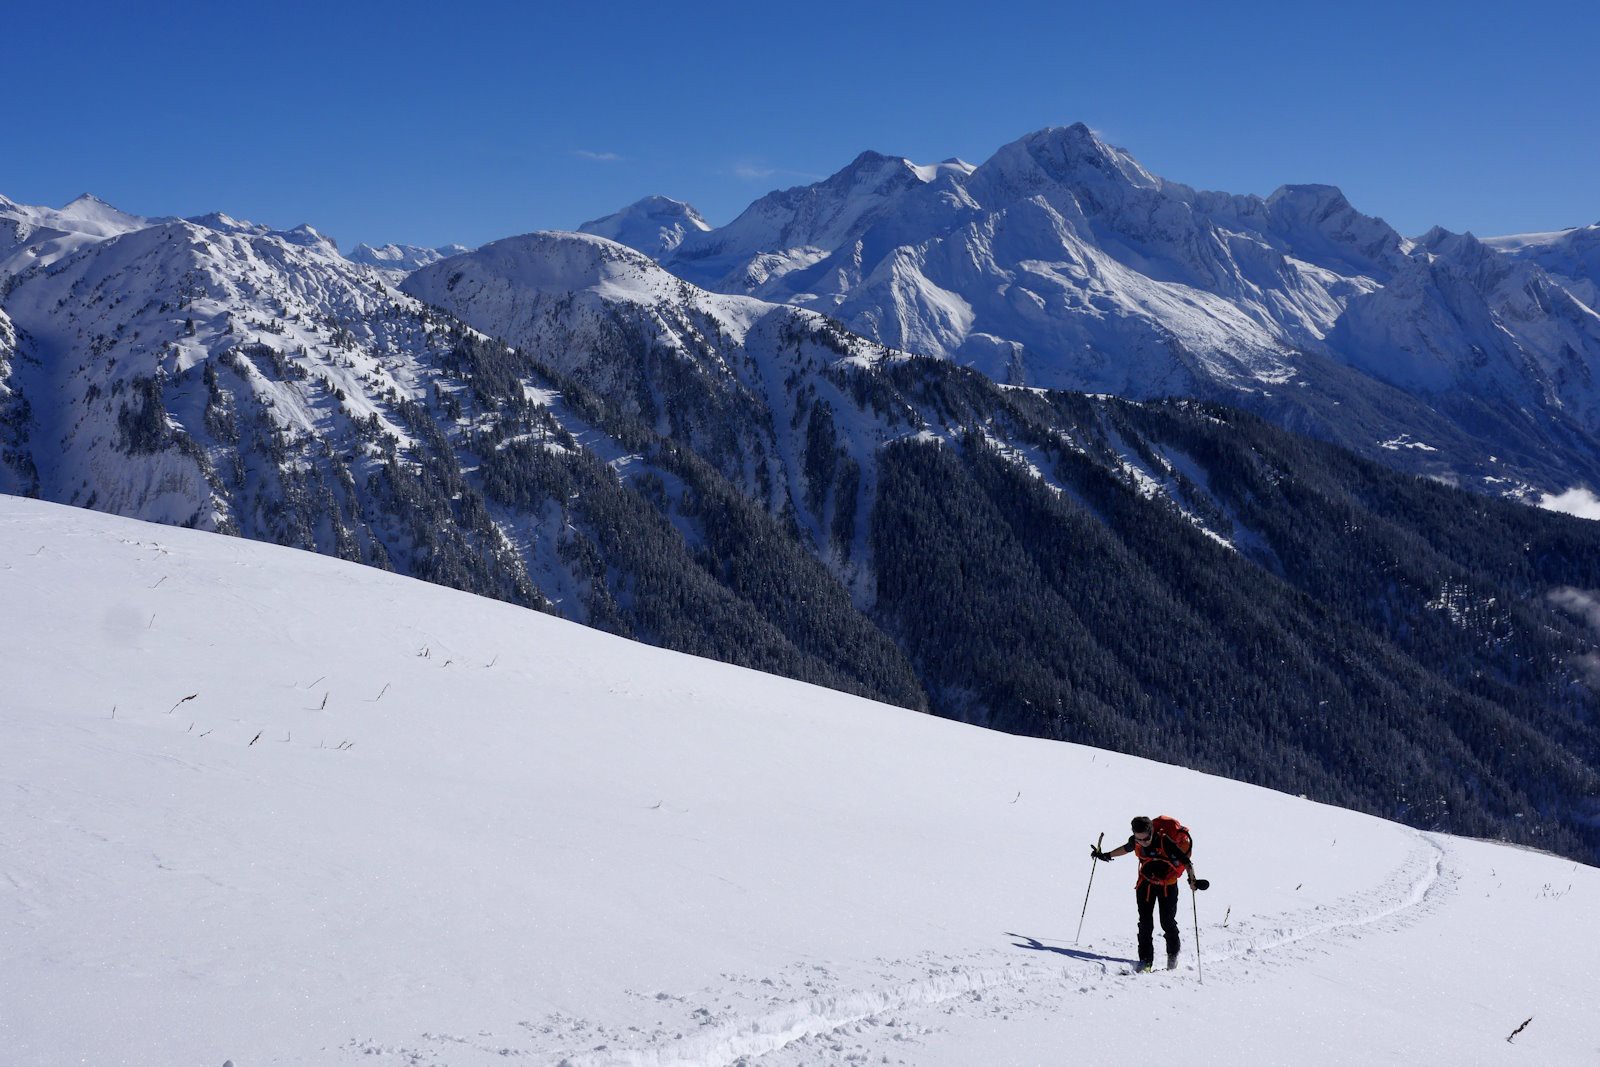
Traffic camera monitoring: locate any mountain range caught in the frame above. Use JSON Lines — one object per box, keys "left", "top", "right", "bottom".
{"left": 585, "top": 124, "right": 1600, "bottom": 500}
{"left": 4, "top": 128, "right": 1600, "bottom": 863}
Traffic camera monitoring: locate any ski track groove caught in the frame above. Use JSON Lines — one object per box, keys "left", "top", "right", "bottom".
{"left": 555, "top": 831, "right": 1450, "bottom": 1067}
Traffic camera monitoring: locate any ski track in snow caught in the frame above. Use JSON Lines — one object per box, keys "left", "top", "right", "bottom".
{"left": 361, "top": 832, "right": 1449, "bottom": 1066}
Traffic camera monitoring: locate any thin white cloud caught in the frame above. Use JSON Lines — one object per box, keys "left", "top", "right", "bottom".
{"left": 1549, "top": 586, "right": 1600, "bottom": 689}
{"left": 731, "top": 162, "right": 824, "bottom": 183}
{"left": 575, "top": 150, "right": 624, "bottom": 163}
{"left": 1537, "top": 487, "right": 1600, "bottom": 520}
{"left": 1549, "top": 587, "right": 1600, "bottom": 631}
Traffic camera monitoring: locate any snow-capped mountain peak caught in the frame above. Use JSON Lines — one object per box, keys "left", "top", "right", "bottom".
{"left": 345, "top": 241, "right": 472, "bottom": 274}
{"left": 974, "top": 123, "right": 1162, "bottom": 199}
{"left": 56, "top": 192, "right": 146, "bottom": 231}
{"left": 280, "top": 222, "right": 336, "bottom": 250}
{"left": 1, "top": 192, "right": 149, "bottom": 276}
{"left": 577, "top": 195, "right": 711, "bottom": 259}
{"left": 909, "top": 157, "right": 977, "bottom": 183}
{"left": 664, "top": 148, "right": 945, "bottom": 291}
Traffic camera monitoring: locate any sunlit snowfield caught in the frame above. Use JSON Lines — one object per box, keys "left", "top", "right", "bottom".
{"left": 3, "top": 496, "right": 1595, "bottom": 1066}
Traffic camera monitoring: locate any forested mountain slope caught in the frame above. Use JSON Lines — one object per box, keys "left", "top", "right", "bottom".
{"left": 3, "top": 198, "right": 1598, "bottom": 862}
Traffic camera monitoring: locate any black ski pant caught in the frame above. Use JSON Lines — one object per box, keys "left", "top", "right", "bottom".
{"left": 1136, "top": 881, "right": 1180, "bottom": 965}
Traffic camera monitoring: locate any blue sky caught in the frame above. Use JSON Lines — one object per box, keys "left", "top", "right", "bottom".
{"left": 7, "top": 1, "right": 1597, "bottom": 250}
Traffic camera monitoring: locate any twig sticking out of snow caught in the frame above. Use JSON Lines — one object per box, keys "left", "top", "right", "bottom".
{"left": 248, "top": 731, "right": 262, "bottom": 746}
{"left": 168, "top": 693, "right": 198, "bottom": 714}
{"left": 368, "top": 683, "right": 390, "bottom": 702}
{"left": 1506, "top": 1017, "right": 1533, "bottom": 1043}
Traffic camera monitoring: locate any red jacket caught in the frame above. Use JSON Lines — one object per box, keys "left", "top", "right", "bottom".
{"left": 1130, "top": 833, "right": 1191, "bottom": 887}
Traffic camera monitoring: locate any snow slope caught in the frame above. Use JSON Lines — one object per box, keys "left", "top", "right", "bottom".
{"left": 4, "top": 494, "right": 1596, "bottom": 1066}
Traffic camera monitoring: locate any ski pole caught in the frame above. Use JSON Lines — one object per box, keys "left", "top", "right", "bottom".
{"left": 1075, "top": 832, "right": 1104, "bottom": 944}
{"left": 1191, "top": 885, "right": 1203, "bottom": 985}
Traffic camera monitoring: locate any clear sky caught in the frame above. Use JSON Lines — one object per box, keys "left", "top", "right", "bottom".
{"left": 6, "top": 0, "right": 1597, "bottom": 251}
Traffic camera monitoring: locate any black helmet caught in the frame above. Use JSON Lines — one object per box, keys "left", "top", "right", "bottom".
{"left": 1131, "top": 816, "right": 1153, "bottom": 834}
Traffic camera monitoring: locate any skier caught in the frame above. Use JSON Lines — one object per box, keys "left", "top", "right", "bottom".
{"left": 1092, "top": 815, "right": 1208, "bottom": 972}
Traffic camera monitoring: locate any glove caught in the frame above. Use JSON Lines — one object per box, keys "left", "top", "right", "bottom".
{"left": 1091, "top": 847, "right": 1112, "bottom": 862}
{"left": 1191, "top": 878, "right": 1210, "bottom": 891}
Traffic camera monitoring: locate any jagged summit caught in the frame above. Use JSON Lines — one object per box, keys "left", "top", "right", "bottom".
{"left": 346, "top": 241, "right": 469, "bottom": 273}
{"left": 187, "top": 211, "right": 262, "bottom": 234}
{"left": 174, "top": 213, "right": 338, "bottom": 253}
{"left": 1266, "top": 183, "right": 1352, "bottom": 212}
{"left": 968, "top": 124, "right": 1161, "bottom": 198}
{"left": 281, "top": 223, "right": 335, "bottom": 249}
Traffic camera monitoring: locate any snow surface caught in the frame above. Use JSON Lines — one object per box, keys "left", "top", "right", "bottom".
{"left": 4, "top": 494, "right": 1598, "bottom": 1066}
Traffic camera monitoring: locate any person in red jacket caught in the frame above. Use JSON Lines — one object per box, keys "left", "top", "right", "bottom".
{"left": 1093, "top": 815, "right": 1208, "bottom": 972}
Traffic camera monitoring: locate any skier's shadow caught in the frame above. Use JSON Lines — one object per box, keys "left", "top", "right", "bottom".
{"left": 1006, "top": 932, "right": 1138, "bottom": 967}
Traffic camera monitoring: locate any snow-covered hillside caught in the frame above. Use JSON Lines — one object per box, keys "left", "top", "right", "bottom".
{"left": 402, "top": 230, "right": 906, "bottom": 591}
{"left": 0, "top": 208, "right": 461, "bottom": 530}
{"left": 3, "top": 494, "right": 1595, "bottom": 1066}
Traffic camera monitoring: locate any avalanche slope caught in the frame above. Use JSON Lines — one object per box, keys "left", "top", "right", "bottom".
{"left": 2, "top": 494, "right": 1597, "bottom": 1066}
